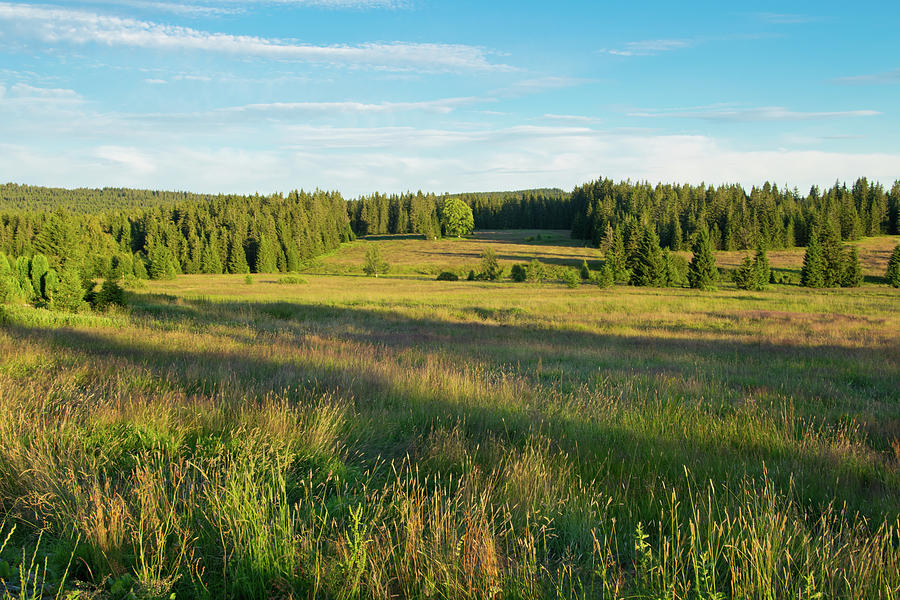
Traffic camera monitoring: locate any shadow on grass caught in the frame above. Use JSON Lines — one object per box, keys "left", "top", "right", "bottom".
{"left": 6, "top": 292, "right": 900, "bottom": 522}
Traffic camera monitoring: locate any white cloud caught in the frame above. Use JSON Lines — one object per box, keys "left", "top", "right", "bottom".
{"left": 144, "top": 78, "right": 168, "bottom": 84}
{"left": 7, "top": 83, "right": 82, "bottom": 101}
{"left": 601, "top": 39, "right": 693, "bottom": 57}
{"left": 756, "top": 13, "right": 821, "bottom": 24}
{"left": 3, "top": 121, "right": 898, "bottom": 197}
{"left": 0, "top": 2, "right": 509, "bottom": 72}
{"left": 491, "top": 76, "right": 590, "bottom": 97}
{"left": 835, "top": 68, "right": 900, "bottom": 85}
{"left": 628, "top": 105, "right": 881, "bottom": 121}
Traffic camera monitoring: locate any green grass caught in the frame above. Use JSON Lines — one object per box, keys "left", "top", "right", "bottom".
{"left": 0, "top": 233, "right": 898, "bottom": 598}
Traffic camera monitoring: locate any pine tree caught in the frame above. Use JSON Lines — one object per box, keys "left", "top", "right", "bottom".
{"left": 800, "top": 228, "right": 825, "bottom": 287}
{"left": 631, "top": 228, "right": 665, "bottom": 287}
{"left": 886, "top": 244, "right": 900, "bottom": 287}
{"left": 30, "top": 253, "right": 50, "bottom": 300}
{"left": 227, "top": 233, "right": 250, "bottom": 274}
{"left": 52, "top": 267, "right": 87, "bottom": 312}
{"left": 687, "top": 228, "right": 718, "bottom": 290}
{"left": 841, "top": 246, "right": 863, "bottom": 287}
{"left": 254, "top": 234, "right": 278, "bottom": 273}
{"left": 821, "top": 223, "right": 845, "bottom": 287}
{"left": 148, "top": 243, "right": 177, "bottom": 280}
{"left": 579, "top": 259, "right": 591, "bottom": 280}
{"left": 753, "top": 248, "right": 770, "bottom": 290}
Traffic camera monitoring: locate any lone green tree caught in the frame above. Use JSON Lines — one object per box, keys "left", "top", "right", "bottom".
{"left": 687, "top": 228, "right": 718, "bottom": 290}
{"left": 440, "top": 198, "right": 474, "bottom": 238}
{"left": 363, "top": 246, "right": 389, "bottom": 276}
{"left": 887, "top": 244, "right": 900, "bottom": 288}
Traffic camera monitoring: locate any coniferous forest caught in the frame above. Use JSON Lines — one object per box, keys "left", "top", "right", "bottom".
{"left": 1, "top": 177, "right": 899, "bottom": 304}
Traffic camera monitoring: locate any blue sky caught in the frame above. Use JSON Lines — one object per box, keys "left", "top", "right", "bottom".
{"left": 0, "top": 0, "right": 897, "bottom": 196}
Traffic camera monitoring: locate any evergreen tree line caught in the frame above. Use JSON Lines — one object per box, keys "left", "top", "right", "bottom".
{"left": 571, "top": 177, "right": 900, "bottom": 251}
{"left": 0, "top": 183, "right": 214, "bottom": 214}
{"left": 347, "top": 191, "right": 442, "bottom": 238}
{"left": 347, "top": 189, "right": 571, "bottom": 237}
{"left": 0, "top": 190, "right": 353, "bottom": 291}
{"left": 452, "top": 189, "right": 572, "bottom": 230}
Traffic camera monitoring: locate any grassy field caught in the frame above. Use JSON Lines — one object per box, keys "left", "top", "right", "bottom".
{"left": 307, "top": 230, "right": 899, "bottom": 281}
{"left": 0, "top": 232, "right": 899, "bottom": 599}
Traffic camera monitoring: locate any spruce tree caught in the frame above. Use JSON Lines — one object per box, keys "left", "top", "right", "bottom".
{"left": 886, "top": 244, "right": 900, "bottom": 287}
{"left": 841, "top": 246, "right": 863, "bottom": 287}
{"left": 800, "top": 228, "right": 825, "bottom": 287}
{"left": 821, "top": 224, "right": 845, "bottom": 287}
{"left": 733, "top": 255, "right": 757, "bottom": 290}
{"left": 687, "top": 227, "right": 718, "bottom": 290}
{"left": 227, "top": 233, "right": 250, "bottom": 274}
{"left": 631, "top": 228, "right": 665, "bottom": 287}
{"left": 579, "top": 259, "right": 591, "bottom": 280}
{"left": 30, "top": 254, "right": 50, "bottom": 300}
{"left": 753, "top": 248, "right": 770, "bottom": 290}
{"left": 254, "top": 234, "right": 278, "bottom": 273}
{"left": 53, "top": 267, "right": 86, "bottom": 312}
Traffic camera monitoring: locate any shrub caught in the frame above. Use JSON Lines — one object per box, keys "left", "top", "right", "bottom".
{"left": 478, "top": 248, "right": 503, "bottom": 281}
{"left": 592, "top": 261, "right": 614, "bottom": 288}
{"left": 88, "top": 279, "right": 127, "bottom": 311}
{"left": 363, "top": 246, "right": 390, "bottom": 276}
{"left": 436, "top": 271, "right": 459, "bottom": 281}
{"left": 276, "top": 275, "right": 307, "bottom": 284}
{"left": 466, "top": 270, "right": 476, "bottom": 281}
{"left": 579, "top": 260, "right": 591, "bottom": 280}
{"left": 561, "top": 267, "right": 580, "bottom": 288}
{"left": 510, "top": 264, "right": 527, "bottom": 282}
{"left": 244, "top": 274, "right": 254, "bottom": 285}
{"left": 525, "top": 259, "right": 545, "bottom": 283}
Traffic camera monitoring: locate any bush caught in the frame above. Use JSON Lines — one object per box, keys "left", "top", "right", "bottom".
{"left": 88, "top": 279, "right": 127, "bottom": 312}
{"left": 579, "top": 260, "right": 591, "bottom": 280}
{"left": 561, "top": 267, "right": 580, "bottom": 288}
{"left": 510, "top": 264, "right": 527, "bottom": 282}
{"left": 525, "top": 259, "right": 545, "bottom": 283}
{"left": 478, "top": 248, "right": 503, "bottom": 281}
{"left": 466, "top": 270, "right": 476, "bottom": 281}
{"left": 436, "top": 271, "right": 459, "bottom": 281}
{"left": 592, "top": 261, "right": 615, "bottom": 288}
{"left": 244, "top": 274, "right": 254, "bottom": 285}
{"left": 275, "top": 275, "right": 307, "bottom": 284}
{"left": 363, "top": 246, "right": 390, "bottom": 276}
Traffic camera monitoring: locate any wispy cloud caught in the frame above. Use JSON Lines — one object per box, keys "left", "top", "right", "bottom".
{"left": 80, "top": 0, "right": 405, "bottom": 15}
{"left": 755, "top": 12, "right": 822, "bottom": 24}
{"left": 834, "top": 68, "right": 900, "bottom": 85}
{"left": 491, "top": 76, "right": 590, "bottom": 97}
{"left": 148, "top": 97, "right": 485, "bottom": 121}
{"left": 600, "top": 39, "right": 693, "bottom": 57}
{"left": 0, "top": 2, "right": 509, "bottom": 72}
{"left": 628, "top": 105, "right": 881, "bottom": 121}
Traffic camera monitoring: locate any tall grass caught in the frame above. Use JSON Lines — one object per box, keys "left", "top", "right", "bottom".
{"left": 0, "top": 272, "right": 897, "bottom": 598}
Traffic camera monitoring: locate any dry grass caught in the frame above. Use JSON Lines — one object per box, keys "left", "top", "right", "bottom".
{"left": 0, "top": 233, "right": 898, "bottom": 599}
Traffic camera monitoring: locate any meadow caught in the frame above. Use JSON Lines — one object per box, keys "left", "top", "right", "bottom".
{"left": 0, "top": 231, "right": 898, "bottom": 599}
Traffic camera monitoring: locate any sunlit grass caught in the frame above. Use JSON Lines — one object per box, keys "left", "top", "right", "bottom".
{"left": 0, "top": 234, "right": 898, "bottom": 598}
